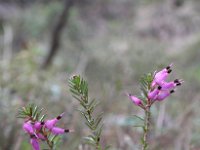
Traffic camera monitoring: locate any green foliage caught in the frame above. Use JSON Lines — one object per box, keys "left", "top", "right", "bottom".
{"left": 69, "top": 75, "right": 107, "bottom": 150}
{"left": 17, "top": 104, "right": 46, "bottom": 121}
{"left": 139, "top": 73, "right": 154, "bottom": 102}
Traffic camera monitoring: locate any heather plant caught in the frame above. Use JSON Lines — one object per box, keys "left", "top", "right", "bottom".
{"left": 17, "top": 104, "right": 73, "bottom": 150}
{"left": 69, "top": 75, "right": 110, "bottom": 150}
{"left": 17, "top": 64, "right": 183, "bottom": 150}
{"left": 127, "top": 64, "right": 183, "bottom": 150}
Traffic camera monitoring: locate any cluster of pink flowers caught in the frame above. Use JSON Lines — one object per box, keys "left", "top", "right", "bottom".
{"left": 23, "top": 113, "right": 73, "bottom": 150}
{"left": 128, "top": 64, "right": 183, "bottom": 108}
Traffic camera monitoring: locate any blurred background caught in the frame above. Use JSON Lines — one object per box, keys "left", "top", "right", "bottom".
{"left": 0, "top": 0, "right": 200, "bottom": 149}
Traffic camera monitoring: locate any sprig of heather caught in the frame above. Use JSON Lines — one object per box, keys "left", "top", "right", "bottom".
{"left": 127, "top": 64, "right": 183, "bottom": 150}
{"left": 69, "top": 75, "right": 109, "bottom": 150}
{"left": 17, "top": 104, "right": 73, "bottom": 150}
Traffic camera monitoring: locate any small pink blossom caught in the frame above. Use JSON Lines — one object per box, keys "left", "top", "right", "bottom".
{"left": 148, "top": 86, "right": 162, "bottom": 100}
{"left": 51, "top": 127, "right": 71, "bottom": 135}
{"left": 127, "top": 94, "right": 142, "bottom": 106}
{"left": 23, "top": 121, "right": 35, "bottom": 135}
{"left": 30, "top": 135, "right": 40, "bottom": 150}
{"left": 152, "top": 64, "right": 173, "bottom": 86}
{"left": 154, "top": 69, "right": 172, "bottom": 85}
{"left": 34, "top": 121, "right": 44, "bottom": 130}
{"left": 44, "top": 112, "right": 65, "bottom": 130}
{"left": 155, "top": 90, "right": 175, "bottom": 101}
{"left": 36, "top": 133, "right": 46, "bottom": 140}
{"left": 160, "top": 79, "right": 182, "bottom": 90}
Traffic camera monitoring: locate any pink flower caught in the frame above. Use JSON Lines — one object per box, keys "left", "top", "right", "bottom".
{"left": 152, "top": 64, "right": 173, "bottom": 86}
{"left": 23, "top": 121, "right": 35, "bottom": 135}
{"left": 34, "top": 121, "right": 44, "bottom": 131}
{"left": 154, "top": 69, "right": 172, "bottom": 85}
{"left": 127, "top": 94, "right": 142, "bottom": 106}
{"left": 36, "top": 133, "right": 46, "bottom": 140}
{"left": 44, "top": 113, "right": 65, "bottom": 130}
{"left": 148, "top": 86, "right": 162, "bottom": 100}
{"left": 51, "top": 127, "right": 71, "bottom": 135}
{"left": 30, "top": 135, "right": 40, "bottom": 150}
{"left": 155, "top": 90, "right": 175, "bottom": 101}
{"left": 160, "top": 79, "right": 182, "bottom": 90}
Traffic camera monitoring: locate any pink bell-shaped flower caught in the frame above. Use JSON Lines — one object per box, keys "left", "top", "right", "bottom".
{"left": 160, "top": 79, "right": 182, "bottom": 90}
{"left": 30, "top": 135, "right": 40, "bottom": 150}
{"left": 127, "top": 94, "right": 142, "bottom": 106}
{"left": 44, "top": 113, "right": 65, "bottom": 130}
{"left": 152, "top": 64, "right": 173, "bottom": 86}
{"left": 34, "top": 121, "right": 44, "bottom": 131}
{"left": 51, "top": 127, "right": 70, "bottom": 135}
{"left": 36, "top": 133, "right": 46, "bottom": 140}
{"left": 155, "top": 90, "right": 175, "bottom": 101}
{"left": 23, "top": 121, "right": 35, "bottom": 135}
{"left": 148, "top": 86, "right": 162, "bottom": 100}
{"left": 154, "top": 69, "right": 172, "bottom": 85}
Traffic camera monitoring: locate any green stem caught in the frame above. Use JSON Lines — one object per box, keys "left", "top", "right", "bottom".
{"left": 142, "top": 106, "right": 151, "bottom": 150}
{"left": 47, "top": 140, "right": 53, "bottom": 150}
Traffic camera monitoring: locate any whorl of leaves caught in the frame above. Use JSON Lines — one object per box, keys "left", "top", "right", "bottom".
{"left": 139, "top": 73, "right": 154, "bottom": 102}
{"left": 69, "top": 75, "right": 109, "bottom": 150}
{"left": 17, "top": 104, "right": 46, "bottom": 121}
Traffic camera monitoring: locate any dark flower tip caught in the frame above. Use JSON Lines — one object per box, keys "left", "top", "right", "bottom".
{"left": 41, "top": 121, "right": 45, "bottom": 125}
{"left": 167, "top": 69, "right": 172, "bottom": 74}
{"left": 176, "top": 83, "right": 181, "bottom": 86}
{"left": 30, "top": 134, "right": 36, "bottom": 139}
{"left": 64, "top": 129, "right": 70, "bottom": 133}
{"left": 170, "top": 90, "right": 175, "bottom": 93}
{"left": 158, "top": 86, "right": 162, "bottom": 90}
{"left": 166, "top": 66, "right": 171, "bottom": 70}
{"left": 174, "top": 79, "right": 179, "bottom": 83}
{"left": 57, "top": 115, "right": 62, "bottom": 120}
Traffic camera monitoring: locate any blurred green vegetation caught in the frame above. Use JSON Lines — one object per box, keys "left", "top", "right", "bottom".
{"left": 0, "top": 0, "right": 200, "bottom": 150}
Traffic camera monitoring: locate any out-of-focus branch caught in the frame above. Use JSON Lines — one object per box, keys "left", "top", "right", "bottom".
{"left": 42, "top": 0, "right": 74, "bottom": 69}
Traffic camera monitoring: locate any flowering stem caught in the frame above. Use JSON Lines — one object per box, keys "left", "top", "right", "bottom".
{"left": 142, "top": 106, "right": 151, "bottom": 150}
{"left": 47, "top": 140, "right": 53, "bottom": 150}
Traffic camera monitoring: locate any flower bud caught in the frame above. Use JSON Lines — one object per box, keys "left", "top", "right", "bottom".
{"left": 51, "top": 127, "right": 71, "bottom": 135}
{"left": 127, "top": 94, "right": 142, "bottom": 106}
{"left": 30, "top": 135, "right": 40, "bottom": 150}
{"left": 44, "top": 113, "right": 65, "bottom": 130}
{"left": 148, "top": 86, "right": 161, "bottom": 100}
{"left": 23, "top": 121, "right": 35, "bottom": 135}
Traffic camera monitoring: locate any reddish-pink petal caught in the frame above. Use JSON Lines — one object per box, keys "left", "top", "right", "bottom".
{"left": 148, "top": 86, "right": 161, "bottom": 100}
{"left": 127, "top": 94, "right": 142, "bottom": 106}
{"left": 34, "top": 122, "right": 44, "bottom": 131}
{"left": 36, "top": 133, "right": 46, "bottom": 140}
{"left": 156, "top": 90, "right": 174, "bottom": 101}
{"left": 44, "top": 113, "right": 65, "bottom": 130}
{"left": 23, "top": 121, "right": 35, "bottom": 135}
{"left": 51, "top": 127, "right": 70, "bottom": 135}
{"left": 30, "top": 137, "right": 40, "bottom": 150}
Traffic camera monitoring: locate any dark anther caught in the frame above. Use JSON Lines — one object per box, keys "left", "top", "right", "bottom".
{"left": 174, "top": 79, "right": 179, "bottom": 83}
{"left": 64, "top": 129, "right": 70, "bottom": 133}
{"left": 30, "top": 134, "right": 36, "bottom": 138}
{"left": 167, "top": 69, "right": 172, "bottom": 73}
{"left": 57, "top": 115, "right": 62, "bottom": 120}
{"left": 158, "top": 86, "right": 162, "bottom": 90}
{"left": 176, "top": 83, "right": 181, "bottom": 86}
{"left": 97, "top": 137, "right": 100, "bottom": 142}
{"left": 41, "top": 121, "right": 45, "bottom": 125}
{"left": 170, "top": 90, "right": 175, "bottom": 93}
{"left": 166, "top": 66, "right": 170, "bottom": 70}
